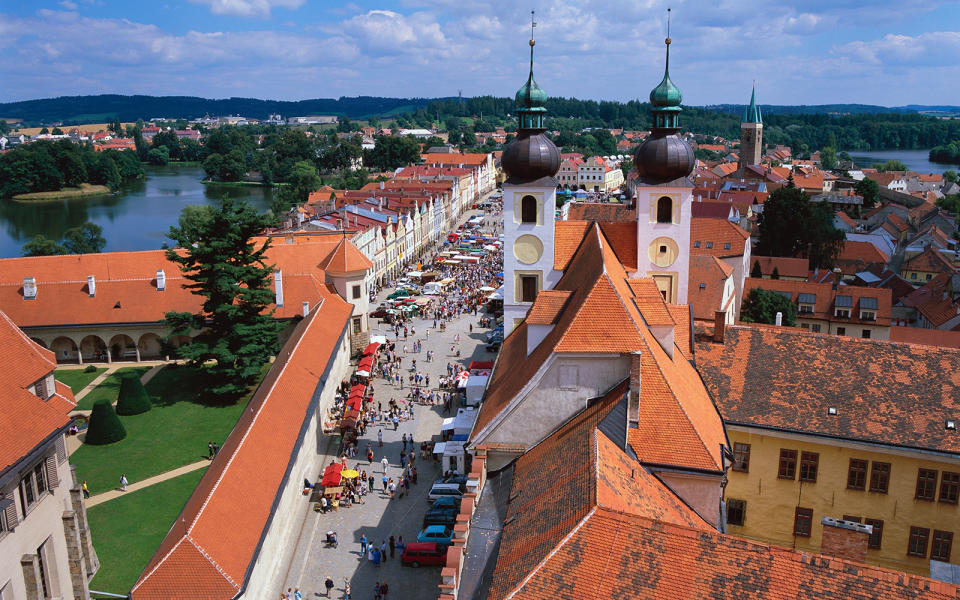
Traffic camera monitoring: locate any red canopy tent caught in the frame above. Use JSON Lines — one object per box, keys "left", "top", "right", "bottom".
{"left": 349, "top": 385, "right": 366, "bottom": 398}
{"left": 362, "top": 342, "right": 380, "bottom": 356}
{"left": 347, "top": 397, "right": 362, "bottom": 412}
{"left": 321, "top": 463, "right": 343, "bottom": 487}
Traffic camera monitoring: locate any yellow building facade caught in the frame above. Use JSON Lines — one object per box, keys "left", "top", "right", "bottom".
{"left": 725, "top": 425, "right": 960, "bottom": 575}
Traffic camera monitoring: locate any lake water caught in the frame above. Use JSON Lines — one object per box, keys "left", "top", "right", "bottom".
{"left": 847, "top": 149, "right": 950, "bottom": 174}
{"left": 0, "top": 165, "right": 273, "bottom": 258}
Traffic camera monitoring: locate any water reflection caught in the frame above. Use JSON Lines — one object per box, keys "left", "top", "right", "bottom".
{"left": 0, "top": 165, "right": 273, "bottom": 257}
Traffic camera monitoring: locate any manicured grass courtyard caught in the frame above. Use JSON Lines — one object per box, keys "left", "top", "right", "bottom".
{"left": 74, "top": 366, "right": 151, "bottom": 411}
{"left": 70, "top": 364, "right": 262, "bottom": 495}
{"left": 55, "top": 367, "right": 106, "bottom": 394}
{"left": 87, "top": 468, "right": 207, "bottom": 595}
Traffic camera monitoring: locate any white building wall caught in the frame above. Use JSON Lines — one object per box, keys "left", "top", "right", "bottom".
{"left": 243, "top": 333, "right": 350, "bottom": 599}
{"left": 632, "top": 185, "right": 693, "bottom": 305}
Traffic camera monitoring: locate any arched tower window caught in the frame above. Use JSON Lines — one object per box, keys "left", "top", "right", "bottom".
{"left": 656, "top": 196, "right": 673, "bottom": 224}
{"left": 520, "top": 195, "right": 538, "bottom": 224}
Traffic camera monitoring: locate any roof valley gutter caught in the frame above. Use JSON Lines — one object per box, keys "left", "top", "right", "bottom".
{"left": 235, "top": 314, "right": 349, "bottom": 598}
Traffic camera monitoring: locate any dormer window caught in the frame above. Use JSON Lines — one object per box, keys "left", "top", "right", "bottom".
{"left": 797, "top": 293, "right": 816, "bottom": 314}
{"left": 835, "top": 295, "right": 853, "bottom": 318}
{"left": 859, "top": 297, "right": 878, "bottom": 321}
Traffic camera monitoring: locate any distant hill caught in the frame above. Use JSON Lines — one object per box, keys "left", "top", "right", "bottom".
{"left": 704, "top": 103, "right": 960, "bottom": 116}
{"left": 3, "top": 95, "right": 959, "bottom": 127}
{"left": 0, "top": 94, "right": 443, "bottom": 125}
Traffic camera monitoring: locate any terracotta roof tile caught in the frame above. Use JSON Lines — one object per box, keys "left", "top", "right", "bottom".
{"left": 696, "top": 325, "right": 960, "bottom": 455}
{"left": 903, "top": 246, "right": 956, "bottom": 274}
{"left": 132, "top": 293, "right": 353, "bottom": 599}
{"left": 749, "top": 256, "right": 809, "bottom": 279}
{"left": 744, "top": 279, "right": 892, "bottom": 326}
{"left": 890, "top": 326, "right": 960, "bottom": 349}
{"left": 689, "top": 255, "right": 734, "bottom": 321}
{"left": 690, "top": 218, "right": 750, "bottom": 258}
{"left": 317, "top": 237, "right": 374, "bottom": 274}
{"left": 525, "top": 290, "right": 573, "bottom": 325}
{"left": 565, "top": 203, "right": 636, "bottom": 222}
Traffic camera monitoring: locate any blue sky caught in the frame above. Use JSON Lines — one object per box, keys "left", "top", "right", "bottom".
{"left": 1, "top": 0, "right": 959, "bottom": 106}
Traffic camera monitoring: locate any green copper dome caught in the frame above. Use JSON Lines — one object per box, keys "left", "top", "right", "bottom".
{"left": 516, "top": 73, "right": 547, "bottom": 109}
{"left": 649, "top": 38, "right": 682, "bottom": 107}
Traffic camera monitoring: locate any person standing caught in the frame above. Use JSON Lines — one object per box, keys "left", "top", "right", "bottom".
{"left": 120, "top": 473, "right": 128, "bottom": 492}
{"left": 388, "top": 535, "right": 396, "bottom": 558}
{"left": 324, "top": 577, "right": 334, "bottom": 597}
{"left": 380, "top": 582, "right": 389, "bottom": 599}
{"left": 380, "top": 540, "right": 388, "bottom": 561}
{"left": 381, "top": 456, "right": 389, "bottom": 474}
{"left": 377, "top": 429, "right": 383, "bottom": 447}
{"left": 207, "top": 441, "right": 214, "bottom": 459}
{"left": 82, "top": 480, "right": 90, "bottom": 499}
{"left": 360, "top": 534, "right": 368, "bottom": 557}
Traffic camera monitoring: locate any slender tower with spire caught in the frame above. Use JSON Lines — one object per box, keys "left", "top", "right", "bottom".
{"left": 500, "top": 11, "right": 561, "bottom": 337}
{"left": 739, "top": 85, "right": 763, "bottom": 171}
{"left": 630, "top": 8, "right": 695, "bottom": 304}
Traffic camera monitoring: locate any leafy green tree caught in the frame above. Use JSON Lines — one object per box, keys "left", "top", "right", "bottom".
{"left": 364, "top": 136, "right": 421, "bottom": 171}
{"left": 755, "top": 185, "right": 845, "bottom": 269}
{"left": 108, "top": 116, "right": 123, "bottom": 135}
{"left": 39, "top": 127, "right": 50, "bottom": 135}
{"left": 944, "top": 170, "right": 958, "bottom": 183}
{"left": 0, "top": 120, "right": 9, "bottom": 135}
{"left": 180, "top": 138, "right": 205, "bottom": 162}
{"left": 820, "top": 146, "right": 838, "bottom": 170}
{"left": 116, "top": 374, "right": 152, "bottom": 415}
{"left": 63, "top": 222, "right": 107, "bottom": 254}
{"left": 447, "top": 129, "right": 462, "bottom": 146}
{"left": 22, "top": 235, "right": 66, "bottom": 256}
{"left": 147, "top": 147, "right": 170, "bottom": 165}
{"left": 461, "top": 129, "right": 476, "bottom": 147}
{"left": 620, "top": 158, "right": 633, "bottom": 180}
{"left": 89, "top": 153, "right": 122, "bottom": 190}
{"left": 152, "top": 130, "right": 182, "bottom": 160}
{"left": 84, "top": 399, "right": 127, "bottom": 445}
{"left": 854, "top": 177, "right": 880, "bottom": 210}
{"left": 937, "top": 194, "right": 960, "bottom": 214}
{"left": 740, "top": 288, "right": 798, "bottom": 326}
{"left": 164, "top": 198, "right": 280, "bottom": 399}
{"left": 51, "top": 127, "right": 64, "bottom": 136}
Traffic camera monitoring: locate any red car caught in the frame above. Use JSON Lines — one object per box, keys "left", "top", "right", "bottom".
{"left": 401, "top": 542, "right": 447, "bottom": 567}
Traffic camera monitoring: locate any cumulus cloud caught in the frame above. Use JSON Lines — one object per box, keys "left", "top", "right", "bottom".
{"left": 834, "top": 31, "right": 960, "bottom": 66}
{"left": 58, "top": 0, "right": 78, "bottom": 9}
{"left": 190, "top": 0, "right": 305, "bottom": 18}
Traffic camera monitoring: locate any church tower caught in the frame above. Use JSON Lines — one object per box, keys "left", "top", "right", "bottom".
{"left": 501, "top": 13, "right": 561, "bottom": 338}
{"left": 739, "top": 85, "right": 763, "bottom": 170}
{"left": 629, "top": 18, "right": 695, "bottom": 305}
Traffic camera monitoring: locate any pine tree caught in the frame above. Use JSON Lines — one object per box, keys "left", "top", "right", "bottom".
{"left": 164, "top": 198, "right": 280, "bottom": 400}
{"left": 750, "top": 260, "right": 762, "bottom": 279}
{"left": 85, "top": 399, "right": 127, "bottom": 445}
{"left": 771, "top": 266, "right": 780, "bottom": 280}
{"left": 116, "top": 374, "right": 151, "bottom": 415}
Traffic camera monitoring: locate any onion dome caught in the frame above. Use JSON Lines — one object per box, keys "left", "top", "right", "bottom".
{"left": 502, "top": 28, "right": 560, "bottom": 182}
{"left": 633, "top": 23, "right": 694, "bottom": 185}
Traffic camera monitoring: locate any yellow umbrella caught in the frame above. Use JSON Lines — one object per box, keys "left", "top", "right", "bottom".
{"left": 341, "top": 469, "right": 360, "bottom": 479}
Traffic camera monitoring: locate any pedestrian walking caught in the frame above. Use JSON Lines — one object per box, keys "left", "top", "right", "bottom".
{"left": 381, "top": 456, "right": 389, "bottom": 473}
{"left": 360, "top": 534, "right": 368, "bottom": 556}
{"left": 294, "top": 588, "right": 303, "bottom": 600}
{"left": 382, "top": 474, "right": 388, "bottom": 492}
{"left": 207, "top": 441, "right": 214, "bottom": 459}
{"left": 343, "top": 580, "right": 350, "bottom": 600}
{"left": 380, "top": 582, "right": 389, "bottom": 599}
{"left": 82, "top": 480, "right": 90, "bottom": 498}
{"left": 380, "top": 540, "right": 387, "bottom": 561}
{"left": 378, "top": 429, "right": 383, "bottom": 447}
{"left": 120, "top": 473, "right": 128, "bottom": 492}
{"left": 324, "top": 577, "right": 334, "bottom": 597}
{"left": 374, "top": 582, "right": 381, "bottom": 600}
{"left": 389, "top": 535, "right": 396, "bottom": 558}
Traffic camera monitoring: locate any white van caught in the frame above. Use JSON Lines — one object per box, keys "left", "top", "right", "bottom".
{"left": 423, "top": 281, "right": 445, "bottom": 296}
{"left": 427, "top": 482, "right": 464, "bottom": 503}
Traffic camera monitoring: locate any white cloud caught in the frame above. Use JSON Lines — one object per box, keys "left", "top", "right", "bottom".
{"left": 190, "top": 0, "right": 305, "bottom": 18}
{"left": 834, "top": 31, "right": 960, "bottom": 67}
{"left": 58, "top": 0, "right": 79, "bottom": 9}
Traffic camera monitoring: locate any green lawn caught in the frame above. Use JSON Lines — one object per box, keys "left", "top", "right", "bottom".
{"left": 71, "top": 364, "right": 262, "bottom": 495}
{"left": 55, "top": 367, "right": 106, "bottom": 394}
{"left": 87, "top": 468, "right": 207, "bottom": 596}
{"left": 74, "top": 366, "right": 151, "bottom": 411}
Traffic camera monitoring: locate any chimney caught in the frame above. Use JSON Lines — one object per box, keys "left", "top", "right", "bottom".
{"left": 302, "top": 301, "right": 310, "bottom": 316}
{"left": 628, "top": 351, "right": 641, "bottom": 427}
{"left": 775, "top": 311, "right": 783, "bottom": 326}
{"left": 87, "top": 275, "right": 96, "bottom": 297}
{"left": 23, "top": 277, "right": 37, "bottom": 300}
{"left": 274, "top": 270, "right": 284, "bottom": 307}
{"left": 713, "top": 310, "right": 726, "bottom": 343}
{"left": 820, "top": 517, "right": 871, "bottom": 562}
{"left": 832, "top": 267, "right": 842, "bottom": 290}
{"left": 156, "top": 269, "right": 166, "bottom": 291}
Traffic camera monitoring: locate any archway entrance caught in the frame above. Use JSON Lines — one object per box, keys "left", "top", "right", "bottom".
{"left": 51, "top": 337, "right": 79, "bottom": 364}
{"left": 80, "top": 335, "right": 108, "bottom": 363}
{"left": 109, "top": 334, "right": 139, "bottom": 362}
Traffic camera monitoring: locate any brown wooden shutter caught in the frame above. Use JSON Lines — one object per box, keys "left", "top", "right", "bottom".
{"left": 2, "top": 493, "right": 17, "bottom": 531}
{"left": 55, "top": 436, "right": 67, "bottom": 464}
{"left": 45, "top": 456, "right": 59, "bottom": 489}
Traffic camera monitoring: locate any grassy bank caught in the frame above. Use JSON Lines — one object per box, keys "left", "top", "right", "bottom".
{"left": 74, "top": 366, "right": 151, "bottom": 411}
{"left": 12, "top": 183, "right": 111, "bottom": 202}
{"left": 87, "top": 468, "right": 207, "bottom": 595}
{"left": 55, "top": 367, "right": 107, "bottom": 394}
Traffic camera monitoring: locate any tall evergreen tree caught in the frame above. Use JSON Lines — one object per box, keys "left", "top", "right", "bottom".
{"left": 164, "top": 199, "right": 279, "bottom": 399}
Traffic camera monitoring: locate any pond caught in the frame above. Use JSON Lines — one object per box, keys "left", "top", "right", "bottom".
{"left": 0, "top": 165, "right": 274, "bottom": 257}
{"left": 847, "top": 149, "right": 949, "bottom": 175}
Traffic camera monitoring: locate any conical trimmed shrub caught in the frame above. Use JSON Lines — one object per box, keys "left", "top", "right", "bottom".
{"left": 85, "top": 399, "right": 127, "bottom": 445}
{"left": 116, "top": 374, "right": 151, "bottom": 416}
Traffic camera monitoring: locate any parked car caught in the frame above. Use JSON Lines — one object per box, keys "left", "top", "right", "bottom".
{"left": 439, "top": 474, "right": 468, "bottom": 487}
{"left": 427, "top": 482, "right": 465, "bottom": 502}
{"left": 417, "top": 525, "right": 453, "bottom": 546}
{"left": 401, "top": 542, "right": 448, "bottom": 567}
{"left": 370, "top": 308, "right": 395, "bottom": 319}
{"left": 387, "top": 289, "right": 416, "bottom": 300}
{"left": 486, "top": 341, "right": 501, "bottom": 353}
{"left": 431, "top": 496, "right": 461, "bottom": 511}
{"left": 422, "top": 507, "right": 458, "bottom": 528}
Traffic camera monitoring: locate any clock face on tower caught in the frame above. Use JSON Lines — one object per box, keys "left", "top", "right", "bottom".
{"left": 514, "top": 234, "right": 544, "bottom": 265}
{"left": 648, "top": 237, "right": 679, "bottom": 268}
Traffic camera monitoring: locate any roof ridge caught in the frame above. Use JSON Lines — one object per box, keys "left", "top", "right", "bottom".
{"left": 0, "top": 310, "right": 55, "bottom": 371}
{"left": 185, "top": 535, "right": 241, "bottom": 589}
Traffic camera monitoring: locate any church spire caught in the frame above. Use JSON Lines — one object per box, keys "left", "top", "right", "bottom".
{"left": 514, "top": 10, "right": 548, "bottom": 130}
{"left": 649, "top": 8, "right": 683, "bottom": 130}
{"left": 743, "top": 84, "right": 762, "bottom": 124}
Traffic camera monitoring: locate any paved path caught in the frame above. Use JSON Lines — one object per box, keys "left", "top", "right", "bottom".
{"left": 73, "top": 366, "right": 121, "bottom": 402}
{"left": 84, "top": 460, "right": 209, "bottom": 508}
{"left": 281, "top": 210, "right": 499, "bottom": 600}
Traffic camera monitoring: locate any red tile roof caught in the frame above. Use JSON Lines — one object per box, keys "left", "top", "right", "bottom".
{"left": 689, "top": 255, "right": 734, "bottom": 320}
{"left": 696, "top": 324, "right": 960, "bottom": 455}
{"left": 525, "top": 290, "right": 572, "bottom": 325}
{"left": 564, "top": 203, "right": 636, "bottom": 222}
{"left": 131, "top": 295, "right": 353, "bottom": 599}
{"left": 890, "top": 325, "right": 960, "bottom": 349}
{"left": 317, "top": 236, "right": 374, "bottom": 274}
{"left": 690, "top": 218, "right": 750, "bottom": 258}
{"left": 744, "top": 278, "right": 892, "bottom": 326}
{"left": 903, "top": 246, "right": 956, "bottom": 275}
{"left": 749, "top": 256, "right": 809, "bottom": 279}
{"left": 0, "top": 310, "right": 75, "bottom": 473}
